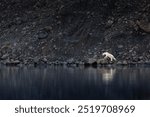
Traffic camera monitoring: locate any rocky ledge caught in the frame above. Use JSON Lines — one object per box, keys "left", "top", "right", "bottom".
{"left": 1, "top": 57, "right": 150, "bottom": 67}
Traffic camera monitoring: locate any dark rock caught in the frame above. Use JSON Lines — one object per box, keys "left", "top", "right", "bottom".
{"left": 138, "top": 56, "right": 143, "bottom": 61}
{"left": 5, "top": 59, "right": 20, "bottom": 66}
{"left": 132, "top": 57, "right": 138, "bottom": 62}
{"left": 122, "top": 60, "right": 128, "bottom": 65}
{"left": 145, "top": 61, "right": 150, "bottom": 64}
{"left": 0, "top": 54, "right": 9, "bottom": 60}
{"left": 117, "top": 60, "right": 128, "bottom": 65}
{"left": 97, "top": 58, "right": 112, "bottom": 65}
{"left": 33, "top": 57, "right": 39, "bottom": 65}
{"left": 67, "top": 58, "right": 75, "bottom": 64}
{"left": 129, "top": 61, "right": 137, "bottom": 65}
{"left": 43, "top": 26, "right": 53, "bottom": 32}
{"left": 23, "top": 60, "right": 28, "bottom": 65}
{"left": 67, "top": 63, "right": 77, "bottom": 67}
{"left": 117, "top": 45, "right": 124, "bottom": 49}
{"left": 60, "top": 61, "right": 67, "bottom": 65}
{"left": 50, "top": 61, "right": 57, "bottom": 65}
{"left": 97, "top": 59, "right": 104, "bottom": 64}
{"left": 75, "top": 61, "right": 84, "bottom": 65}
{"left": 37, "top": 30, "right": 49, "bottom": 39}
{"left": 137, "top": 60, "right": 143, "bottom": 64}
{"left": 85, "top": 58, "right": 97, "bottom": 64}
{"left": 116, "top": 61, "right": 122, "bottom": 65}
{"left": 105, "top": 18, "right": 114, "bottom": 28}
{"left": 42, "top": 57, "right": 48, "bottom": 63}
{"left": 14, "top": 17, "right": 22, "bottom": 25}
{"left": 136, "top": 20, "right": 150, "bottom": 33}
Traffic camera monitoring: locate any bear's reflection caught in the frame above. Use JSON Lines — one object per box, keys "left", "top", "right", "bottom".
{"left": 98, "top": 67, "right": 116, "bottom": 83}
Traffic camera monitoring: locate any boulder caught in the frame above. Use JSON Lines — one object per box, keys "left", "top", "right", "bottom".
{"left": 5, "top": 59, "right": 20, "bottom": 66}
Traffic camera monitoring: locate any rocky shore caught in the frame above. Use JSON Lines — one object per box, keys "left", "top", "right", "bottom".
{"left": 1, "top": 57, "right": 150, "bottom": 68}
{"left": 0, "top": 0, "right": 150, "bottom": 67}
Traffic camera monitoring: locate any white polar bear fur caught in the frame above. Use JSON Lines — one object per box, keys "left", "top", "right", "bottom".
{"left": 102, "top": 52, "right": 116, "bottom": 62}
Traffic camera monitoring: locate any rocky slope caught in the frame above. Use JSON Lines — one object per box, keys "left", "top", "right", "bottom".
{"left": 0, "top": 0, "right": 150, "bottom": 66}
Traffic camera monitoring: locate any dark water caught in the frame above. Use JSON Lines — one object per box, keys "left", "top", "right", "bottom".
{"left": 0, "top": 65, "right": 150, "bottom": 100}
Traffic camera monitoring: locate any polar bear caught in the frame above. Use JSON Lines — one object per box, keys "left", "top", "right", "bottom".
{"left": 102, "top": 52, "right": 116, "bottom": 62}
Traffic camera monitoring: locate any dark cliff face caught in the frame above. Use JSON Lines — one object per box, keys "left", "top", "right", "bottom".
{"left": 0, "top": 0, "right": 150, "bottom": 64}
{"left": 0, "top": 0, "right": 147, "bottom": 10}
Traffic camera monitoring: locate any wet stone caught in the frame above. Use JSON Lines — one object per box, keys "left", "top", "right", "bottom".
{"left": 42, "top": 57, "right": 48, "bottom": 63}
{"left": 33, "top": 57, "right": 39, "bottom": 64}
{"left": 116, "top": 61, "right": 122, "bottom": 65}
{"left": 117, "top": 60, "right": 128, "bottom": 65}
{"left": 122, "top": 60, "right": 128, "bottom": 65}
{"left": 5, "top": 59, "right": 20, "bottom": 66}
{"left": 67, "top": 58, "right": 75, "bottom": 64}
{"left": 85, "top": 58, "right": 97, "bottom": 64}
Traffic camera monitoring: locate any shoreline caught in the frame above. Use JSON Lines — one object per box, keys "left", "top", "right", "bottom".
{"left": 1, "top": 59, "right": 150, "bottom": 67}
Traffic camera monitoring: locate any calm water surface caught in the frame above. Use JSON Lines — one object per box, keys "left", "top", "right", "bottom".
{"left": 0, "top": 65, "right": 150, "bottom": 100}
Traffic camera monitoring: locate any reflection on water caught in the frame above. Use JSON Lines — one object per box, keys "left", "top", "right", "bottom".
{"left": 0, "top": 65, "right": 150, "bottom": 100}
{"left": 98, "top": 68, "right": 116, "bottom": 83}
